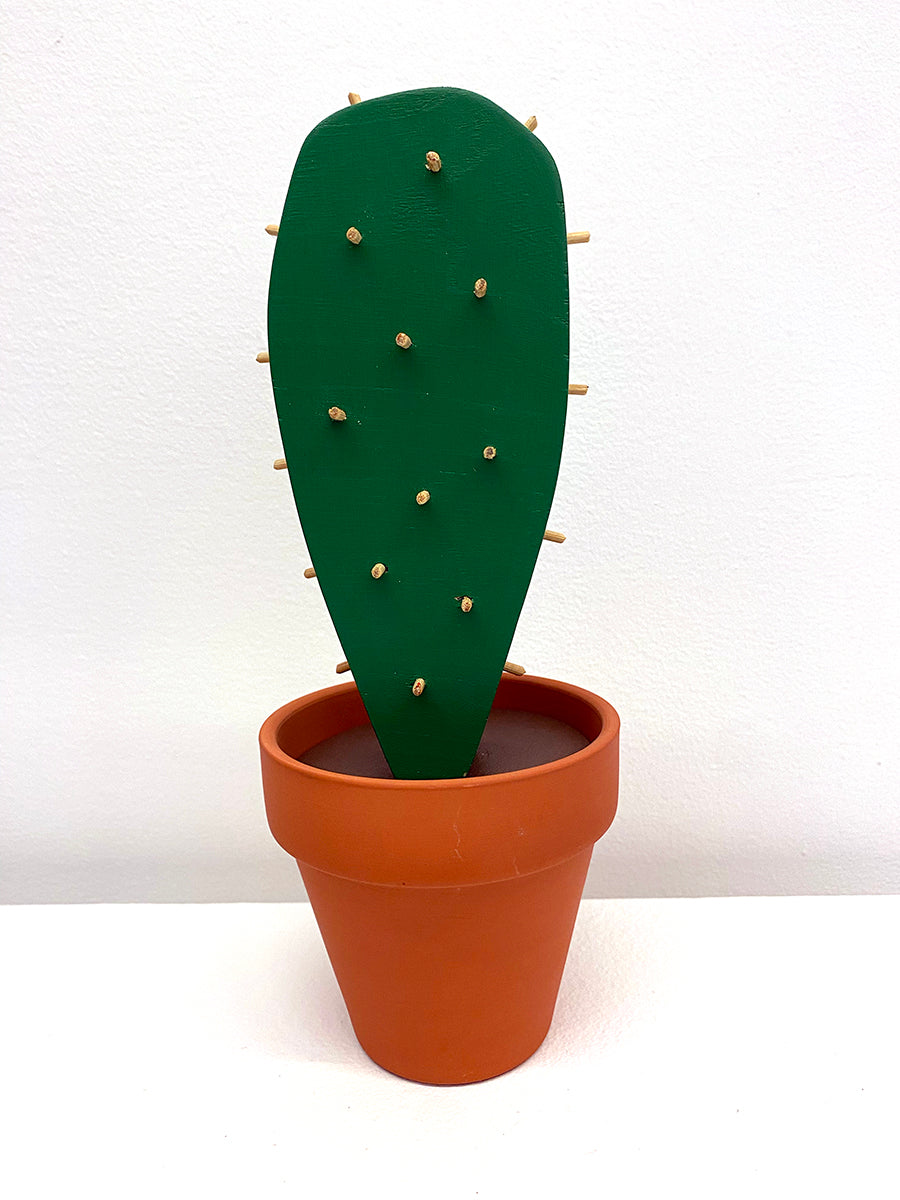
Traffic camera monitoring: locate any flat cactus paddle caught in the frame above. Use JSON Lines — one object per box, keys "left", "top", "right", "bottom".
{"left": 267, "top": 86, "right": 569, "bottom": 778}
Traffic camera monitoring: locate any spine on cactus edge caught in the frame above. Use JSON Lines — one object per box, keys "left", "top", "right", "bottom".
{"left": 267, "top": 87, "right": 569, "bottom": 779}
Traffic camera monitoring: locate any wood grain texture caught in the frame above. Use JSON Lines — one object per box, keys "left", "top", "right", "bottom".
{"left": 267, "top": 87, "right": 569, "bottom": 778}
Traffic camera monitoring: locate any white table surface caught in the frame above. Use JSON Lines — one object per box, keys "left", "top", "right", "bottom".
{"left": 1, "top": 897, "right": 898, "bottom": 1199}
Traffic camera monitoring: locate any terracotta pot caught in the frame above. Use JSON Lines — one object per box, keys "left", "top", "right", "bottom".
{"left": 260, "top": 674, "right": 619, "bottom": 1085}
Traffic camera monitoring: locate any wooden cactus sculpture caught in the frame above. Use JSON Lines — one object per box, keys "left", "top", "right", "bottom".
{"left": 265, "top": 87, "right": 573, "bottom": 779}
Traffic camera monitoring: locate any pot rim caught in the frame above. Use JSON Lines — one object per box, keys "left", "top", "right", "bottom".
{"left": 260, "top": 673, "right": 619, "bottom": 789}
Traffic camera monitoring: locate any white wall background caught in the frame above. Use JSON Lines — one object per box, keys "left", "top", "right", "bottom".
{"left": 2, "top": 0, "right": 899, "bottom": 903}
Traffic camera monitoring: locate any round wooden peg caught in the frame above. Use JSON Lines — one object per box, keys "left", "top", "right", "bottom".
{"left": 416, "top": 490, "right": 431, "bottom": 506}
{"left": 328, "top": 406, "right": 347, "bottom": 422}
{"left": 346, "top": 226, "right": 362, "bottom": 244}
{"left": 371, "top": 562, "right": 387, "bottom": 579}
{"left": 474, "top": 278, "right": 487, "bottom": 298}
{"left": 483, "top": 445, "right": 497, "bottom": 460}
{"left": 412, "top": 677, "right": 426, "bottom": 696}
{"left": 395, "top": 332, "right": 412, "bottom": 349}
{"left": 425, "top": 151, "right": 442, "bottom": 173}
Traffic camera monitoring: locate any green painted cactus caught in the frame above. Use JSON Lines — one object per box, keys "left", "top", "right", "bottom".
{"left": 266, "top": 87, "right": 570, "bottom": 779}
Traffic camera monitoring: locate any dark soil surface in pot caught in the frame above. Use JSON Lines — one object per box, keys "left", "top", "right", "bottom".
{"left": 298, "top": 708, "right": 589, "bottom": 779}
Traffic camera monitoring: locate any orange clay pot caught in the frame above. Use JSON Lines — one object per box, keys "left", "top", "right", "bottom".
{"left": 260, "top": 674, "right": 619, "bottom": 1085}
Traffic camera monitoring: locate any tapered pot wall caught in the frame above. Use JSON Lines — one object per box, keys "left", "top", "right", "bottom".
{"left": 299, "top": 848, "right": 593, "bottom": 1084}
{"left": 260, "top": 675, "right": 619, "bottom": 1085}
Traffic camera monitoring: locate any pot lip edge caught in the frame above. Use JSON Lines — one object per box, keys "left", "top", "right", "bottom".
{"left": 260, "top": 674, "right": 620, "bottom": 791}
{"left": 295, "top": 837, "right": 600, "bottom": 890}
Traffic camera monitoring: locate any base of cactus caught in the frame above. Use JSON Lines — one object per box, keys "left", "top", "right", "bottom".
{"left": 260, "top": 674, "right": 619, "bottom": 1085}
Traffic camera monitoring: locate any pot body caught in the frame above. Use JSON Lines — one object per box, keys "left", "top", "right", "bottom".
{"left": 260, "top": 674, "right": 619, "bottom": 1085}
